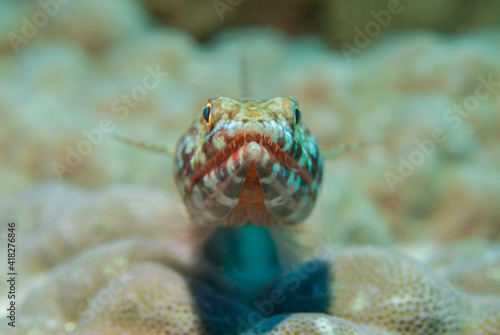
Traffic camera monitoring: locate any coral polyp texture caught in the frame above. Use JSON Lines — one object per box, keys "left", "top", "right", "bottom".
{"left": 325, "top": 248, "right": 465, "bottom": 335}
{"left": 1, "top": 0, "right": 500, "bottom": 334}
{"left": 243, "top": 313, "right": 393, "bottom": 335}
{"left": 79, "top": 262, "right": 253, "bottom": 335}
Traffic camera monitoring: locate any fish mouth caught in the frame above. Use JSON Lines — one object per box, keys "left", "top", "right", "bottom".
{"left": 189, "top": 132, "right": 312, "bottom": 188}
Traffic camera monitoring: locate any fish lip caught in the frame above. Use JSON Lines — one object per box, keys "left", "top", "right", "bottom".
{"left": 188, "top": 132, "right": 312, "bottom": 189}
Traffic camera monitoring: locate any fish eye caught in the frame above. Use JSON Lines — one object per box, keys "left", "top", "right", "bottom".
{"left": 294, "top": 105, "right": 301, "bottom": 125}
{"left": 203, "top": 103, "right": 212, "bottom": 125}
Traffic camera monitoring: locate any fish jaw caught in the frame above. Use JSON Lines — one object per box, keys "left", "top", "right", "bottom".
{"left": 178, "top": 140, "right": 319, "bottom": 227}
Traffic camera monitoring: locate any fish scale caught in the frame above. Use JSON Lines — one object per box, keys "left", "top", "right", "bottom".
{"left": 174, "top": 95, "right": 323, "bottom": 227}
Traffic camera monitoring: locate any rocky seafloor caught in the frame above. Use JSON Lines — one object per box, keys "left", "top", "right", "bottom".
{"left": 0, "top": 0, "right": 499, "bottom": 334}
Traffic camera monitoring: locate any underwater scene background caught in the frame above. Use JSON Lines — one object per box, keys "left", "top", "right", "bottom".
{"left": 0, "top": 0, "right": 499, "bottom": 334}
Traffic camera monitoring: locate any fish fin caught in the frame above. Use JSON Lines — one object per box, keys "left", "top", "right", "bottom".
{"left": 113, "top": 133, "right": 175, "bottom": 157}
{"left": 322, "top": 139, "right": 380, "bottom": 159}
{"left": 183, "top": 223, "right": 217, "bottom": 249}
{"left": 159, "top": 211, "right": 216, "bottom": 272}
{"left": 268, "top": 225, "right": 314, "bottom": 269}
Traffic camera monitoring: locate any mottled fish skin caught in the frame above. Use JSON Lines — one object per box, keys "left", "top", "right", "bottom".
{"left": 174, "top": 96, "right": 323, "bottom": 227}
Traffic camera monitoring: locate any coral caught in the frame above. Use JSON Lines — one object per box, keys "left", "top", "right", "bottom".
{"left": 323, "top": 0, "right": 460, "bottom": 45}
{"left": 45, "top": 0, "right": 150, "bottom": 52}
{"left": 325, "top": 247, "right": 466, "bottom": 335}
{"left": 303, "top": 172, "right": 393, "bottom": 247}
{"left": 448, "top": 253, "right": 500, "bottom": 295}
{"left": 429, "top": 167, "right": 500, "bottom": 242}
{"left": 19, "top": 238, "right": 194, "bottom": 319}
{"left": 79, "top": 262, "right": 252, "bottom": 335}
{"left": 0, "top": 182, "right": 195, "bottom": 275}
{"left": 464, "top": 295, "right": 500, "bottom": 335}
{"left": 265, "top": 246, "right": 484, "bottom": 334}
{"left": 429, "top": 239, "right": 500, "bottom": 296}
{"left": 2, "top": 190, "right": 499, "bottom": 335}
{"left": 243, "top": 313, "right": 393, "bottom": 335}
{"left": 137, "top": 0, "right": 500, "bottom": 45}
{"left": 7, "top": 240, "right": 499, "bottom": 334}
{"left": 0, "top": 1, "right": 25, "bottom": 53}
{"left": 139, "top": 0, "right": 320, "bottom": 41}
{"left": 0, "top": 238, "right": 251, "bottom": 335}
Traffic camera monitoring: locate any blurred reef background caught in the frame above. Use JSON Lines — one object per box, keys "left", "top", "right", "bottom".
{"left": 0, "top": 0, "right": 499, "bottom": 334}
